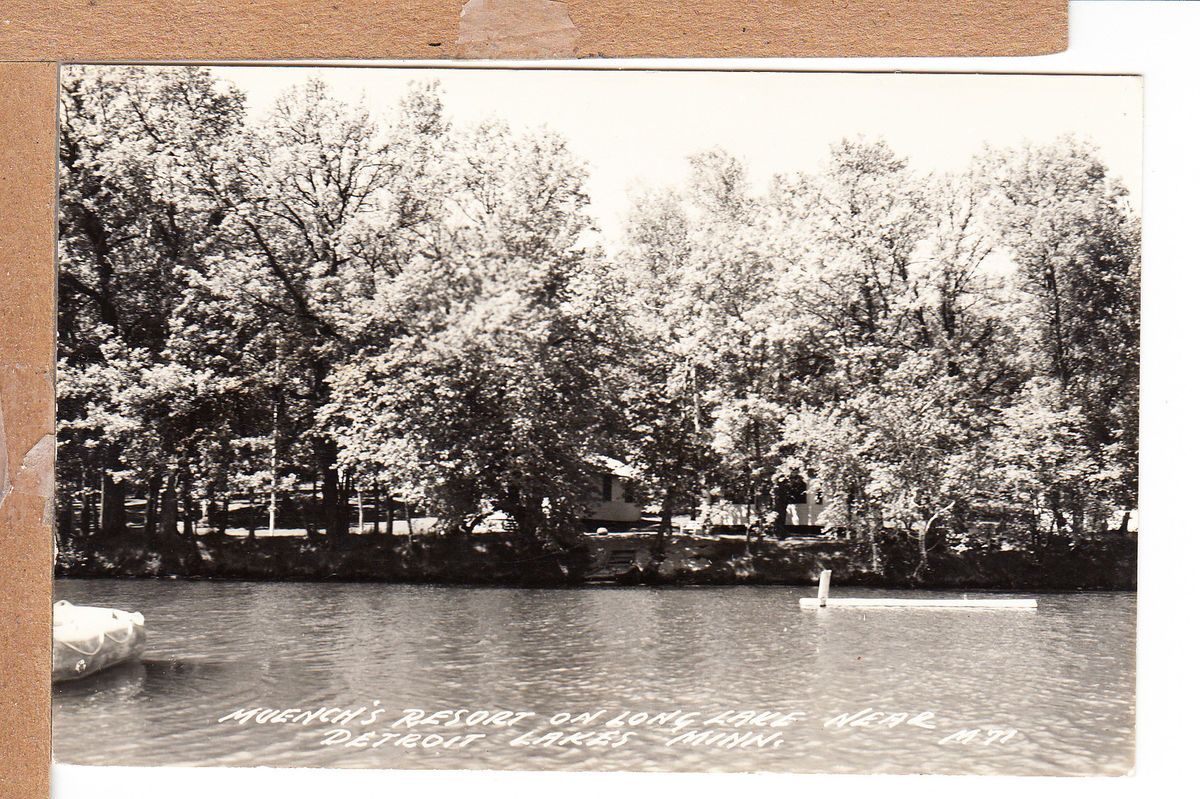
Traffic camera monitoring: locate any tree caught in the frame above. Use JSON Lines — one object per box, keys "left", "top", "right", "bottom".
{"left": 324, "top": 123, "right": 622, "bottom": 550}
{"left": 615, "top": 150, "right": 831, "bottom": 547}
{"left": 193, "top": 78, "right": 454, "bottom": 538}
{"left": 983, "top": 138, "right": 1141, "bottom": 536}
{"left": 58, "top": 65, "right": 247, "bottom": 542}
{"left": 57, "top": 66, "right": 1140, "bottom": 584}
{"left": 978, "top": 377, "right": 1104, "bottom": 548}
{"left": 614, "top": 187, "right": 709, "bottom": 553}
{"left": 774, "top": 143, "right": 1027, "bottom": 572}
{"left": 796, "top": 139, "right": 931, "bottom": 353}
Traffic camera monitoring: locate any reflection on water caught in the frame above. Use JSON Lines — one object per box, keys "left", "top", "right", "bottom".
{"left": 52, "top": 580, "right": 1135, "bottom": 775}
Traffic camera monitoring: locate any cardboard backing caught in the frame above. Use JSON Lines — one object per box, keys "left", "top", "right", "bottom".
{"left": 0, "top": 2, "right": 1066, "bottom": 796}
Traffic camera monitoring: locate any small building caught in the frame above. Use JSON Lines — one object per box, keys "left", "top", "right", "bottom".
{"left": 473, "top": 456, "right": 643, "bottom": 533}
{"left": 701, "top": 479, "right": 826, "bottom": 536}
{"left": 585, "top": 456, "right": 642, "bottom": 527}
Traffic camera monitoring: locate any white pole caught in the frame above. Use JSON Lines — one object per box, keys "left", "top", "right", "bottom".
{"left": 357, "top": 486, "right": 365, "bottom": 534}
{"left": 267, "top": 437, "right": 278, "bottom": 536}
{"left": 268, "top": 341, "right": 280, "bottom": 537}
{"left": 818, "top": 569, "right": 832, "bottom": 607}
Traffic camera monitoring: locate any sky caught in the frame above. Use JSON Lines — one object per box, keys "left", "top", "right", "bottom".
{"left": 208, "top": 66, "right": 1143, "bottom": 245}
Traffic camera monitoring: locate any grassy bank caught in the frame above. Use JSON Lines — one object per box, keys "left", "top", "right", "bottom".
{"left": 622, "top": 534, "right": 1136, "bottom": 590}
{"left": 56, "top": 530, "right": 1136, "bottom": 591}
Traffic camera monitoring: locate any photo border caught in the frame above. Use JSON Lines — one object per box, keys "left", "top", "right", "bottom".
{"left": 6, "top": 2, "right": 1198, "bottom": 797}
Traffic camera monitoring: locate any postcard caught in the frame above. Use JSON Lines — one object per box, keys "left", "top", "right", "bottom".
{"left": 50, "top": 65, "right": 1139, "bottom": 776}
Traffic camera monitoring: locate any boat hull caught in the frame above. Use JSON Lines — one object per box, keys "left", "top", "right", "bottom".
{"left": 52, "top": 602, "right": 146, "bottom": 683}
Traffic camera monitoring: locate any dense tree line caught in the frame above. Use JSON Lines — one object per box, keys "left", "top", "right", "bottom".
{"left": 56, "top": 67, "right": 1139, "bottom": 572}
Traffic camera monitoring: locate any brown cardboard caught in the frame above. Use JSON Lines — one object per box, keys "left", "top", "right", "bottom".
{"left": 0, "top": 61, "right": 56, "bottom": 799}
{"left": 0, "top": 2, "right": 1067, "bottom": 796}
{"left": 0, "top": 1, "right": 1067, "bottom": 60}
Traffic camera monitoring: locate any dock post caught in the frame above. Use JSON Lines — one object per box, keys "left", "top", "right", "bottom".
{"left": 817, "top": 569, "right": 831, "bottom": 608}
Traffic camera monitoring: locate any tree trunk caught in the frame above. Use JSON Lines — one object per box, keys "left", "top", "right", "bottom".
{"left": 386, "top": 493, "right": 395, "bottom": 536}
{"left": 772, "top": 483, "right": 788, "bottom": 538}
{"left": 1048, "top": 488, "right": 1067, "bottom": 539}
{"left": 502, "top": 486, "right": 542, "bottom": 550}
{"left": 181, "top": 467, "right": 195, "bottom": 537}
{"left": 73, "top": 474, "right": 87, "bottom": 541}
{"left": 144, "top": 474, "right": 162, "bottom": 544}
{"left": 99, "top": 449, "right": 127, "bottom": 537}
{"left": 744, "top": 485, "right": 755, "bottom": 552}
{"left": 372, "top": 484, "right": 380, "bottom": 535}
{"left": 158, "top": 473, "right": 178, "bottom": 537}
{"left": 654, "top": 494, "right": 674, "bottom": 558}
{"left": 56, "top": 495, "right": 73, "bottom": 551}
{"left": 321, "top": 464, "right": 345, "bottom": 537}
{"left": 200, "top": 481, "right": 215, "bottom": 533}
{"left": 306, "top": 476, "right": 318, "bottom": 537}
{"left": 914, "top": 521, "right": 930, "bottom": 581}
{"left": 217, "top": 496, "right": 230, "bottom": 537}
{"left": 245, "top": 492, "right": 258, "bottom": 540}
{"left": 318, "top": 439, "right": 348, "bottom": 537}
{"left": 356, "top": 483, "right": 365, "bottom": 534}
{"left": 80, "top": 478, "right": 95, "bottom": 538}
{"left": 267, "top": 467, "right": 278, "bottom": 536}
{"left": 268, "top": 372, "right": 280, "bottom": 536}
{"left": 866, "top": 511, "right": 882, "bottom": 574}
{"left": 914, "top": 503, "right": 955, "bottom": 582}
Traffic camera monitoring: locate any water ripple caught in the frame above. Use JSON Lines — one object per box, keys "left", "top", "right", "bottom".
{"left": 53, "top": 581, "right": 1134, "bottom": 774}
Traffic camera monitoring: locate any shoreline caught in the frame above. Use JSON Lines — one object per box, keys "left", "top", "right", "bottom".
{"left": 56, "top": 531, "right": 1137, "bottom": 592}
{"left": 53, "top": 574, "right": 1138, "bottom": 594}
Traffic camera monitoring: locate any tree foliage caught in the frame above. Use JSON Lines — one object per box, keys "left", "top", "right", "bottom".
{"left": 58, "top": 69, "right": 1140, "bottom": 577}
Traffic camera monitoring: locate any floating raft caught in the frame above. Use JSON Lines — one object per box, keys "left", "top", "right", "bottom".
{"left": 799, "top": 570, "right": 1037, "bottom": 610}
{"left": 799, "top": 597, "right": 1037, "bottom": 609}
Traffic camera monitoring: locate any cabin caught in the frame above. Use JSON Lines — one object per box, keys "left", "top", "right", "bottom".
{"left": 472, "top": 456, "right": 643, "bottom": 533}
{"left": 584, "top": 456, "right": 643, "bottom": 528}
{"left": 473, "top": 458, "right": 831, "bottom": 536}
{"left": 700, "top": 479, "right": 826, "bottom": 537}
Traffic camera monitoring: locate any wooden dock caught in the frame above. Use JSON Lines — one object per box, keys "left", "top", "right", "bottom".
{"left": 799, "top": 570, "right": 1037, "bottom": 609}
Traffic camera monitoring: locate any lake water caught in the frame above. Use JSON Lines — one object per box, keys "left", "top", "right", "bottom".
{"left": 52, "top": 579, "right": 1135, "bottom": 775}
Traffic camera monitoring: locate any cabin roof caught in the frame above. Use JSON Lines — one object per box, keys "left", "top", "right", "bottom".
{"left": 590, "top": 455, "right": 636, "bottom": 479}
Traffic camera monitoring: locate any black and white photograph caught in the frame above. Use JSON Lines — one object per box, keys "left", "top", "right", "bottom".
{"left": 51, "top": 65, "right": 1140, "bottom": 776}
